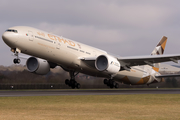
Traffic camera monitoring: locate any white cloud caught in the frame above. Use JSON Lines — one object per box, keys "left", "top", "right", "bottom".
{"left": 1, "top": 0, "right": 180, "bottom": 65}
{"left": 0, "top": 0, "right": 174, "bottom": 29}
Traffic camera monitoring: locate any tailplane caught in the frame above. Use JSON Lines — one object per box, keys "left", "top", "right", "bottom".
{"left": 151, "top": 36, "right": 167, "bottom": 55}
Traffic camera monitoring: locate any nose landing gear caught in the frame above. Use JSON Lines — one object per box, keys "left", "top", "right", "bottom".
{"left": 12, "top": 48, "right": 21, "bottom": 64}
{"left": 13, "top": 58, "right": 21, "bottom": 64}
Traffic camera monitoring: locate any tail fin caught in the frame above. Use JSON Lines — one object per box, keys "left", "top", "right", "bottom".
{"left": 150, "top": 36, "right": 167, "bottom": 72}
{"left": 151, "top": 36, "right": 167, "bottom": 55}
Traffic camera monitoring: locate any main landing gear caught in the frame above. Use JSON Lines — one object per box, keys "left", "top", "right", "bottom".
{"left": 65, "top": 71, "right": 81, "bottom": 89}
{"left": 104, "top": 79, "right": 119, "bottom": 88}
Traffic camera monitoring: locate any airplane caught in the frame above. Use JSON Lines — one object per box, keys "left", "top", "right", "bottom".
{"left": 2, "top": 26, "right": 180, "bottom": 89}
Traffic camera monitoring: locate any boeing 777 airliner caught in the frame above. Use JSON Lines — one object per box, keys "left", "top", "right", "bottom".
{"left": 2, "top": 26, "right": 180, "bottom": 89}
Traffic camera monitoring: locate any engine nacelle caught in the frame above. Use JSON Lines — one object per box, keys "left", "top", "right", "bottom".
{"left": 95, "top": 55, "right": 121, "bottom": 74}
{"left": 26, "top": 57, "right": 50, "bottom": 75}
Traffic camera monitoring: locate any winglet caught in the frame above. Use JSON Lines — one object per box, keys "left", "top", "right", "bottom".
{"left": 151, "top": 36, "right": 167, "bottom": 55}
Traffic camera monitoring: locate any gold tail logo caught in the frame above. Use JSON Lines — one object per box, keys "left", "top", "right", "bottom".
{"left": 150, "top": 36, "right": 167, "bottom": 72}
{"left": 151, "top": 36, "right": 167, "bottom": 55}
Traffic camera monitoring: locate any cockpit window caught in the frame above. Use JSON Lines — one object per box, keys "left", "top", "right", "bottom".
{"left": 5, "top": 29, "right": 18, "bottom": 33}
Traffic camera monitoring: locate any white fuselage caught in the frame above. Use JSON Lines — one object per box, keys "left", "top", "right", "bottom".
{"left": 2, "top": 26, "right": 161, "bottom": 85}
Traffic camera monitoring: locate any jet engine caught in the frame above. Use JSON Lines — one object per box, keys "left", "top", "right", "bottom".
{"left": 26, "top": 57, "right": 50, "bottom": 75}
{"left": 95, "top": 55, "right": 120, "bottom": 74}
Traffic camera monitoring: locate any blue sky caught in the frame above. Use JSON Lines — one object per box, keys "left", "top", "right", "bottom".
{"left": 1, "top": 0, "right": 180, "bottom": 66}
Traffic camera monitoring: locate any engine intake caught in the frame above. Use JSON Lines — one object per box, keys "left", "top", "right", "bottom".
{"left": 26, "top": 57, "right": 50, "bottom": 75}
{"left": 95, "top": 55, "right": 120, "bottom": 74}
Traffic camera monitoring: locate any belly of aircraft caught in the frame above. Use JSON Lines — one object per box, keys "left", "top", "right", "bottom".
{"left": 114, "top": 67, "right": 151, "bottom": 85}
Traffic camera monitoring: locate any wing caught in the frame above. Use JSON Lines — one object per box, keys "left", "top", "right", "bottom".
{"left": 80, "top": 54, "right": 180, "bottom": 70}
{"left": 118, "top": 54, "right": 180, "bottom": 67}
{"left": 79, "top": 57, "right": 97, "bottom": 69}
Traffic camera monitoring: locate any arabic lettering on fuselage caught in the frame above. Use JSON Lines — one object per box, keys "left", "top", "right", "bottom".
{"left": 37, "top": 31, "right": 76, "bottom": 47}
{"left": 48, "top": 34, "right": 75, "bottom": 47}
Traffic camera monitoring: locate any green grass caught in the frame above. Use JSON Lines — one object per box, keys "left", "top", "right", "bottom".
{"left": 0, "top": 94, "right": 180, "bottom": 120}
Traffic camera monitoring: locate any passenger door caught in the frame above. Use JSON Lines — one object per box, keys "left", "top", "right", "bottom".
{"left": 56, "top": 42, "right": 61, "bottom": 49}
{"left": 28, "top": 31, "right": 34, "bottom": 41}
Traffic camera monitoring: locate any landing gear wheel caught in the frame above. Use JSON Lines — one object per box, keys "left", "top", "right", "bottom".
{"left": 76, "top": 83, "right": 81, "bottom": 89}
{"left": 104, "top": 79, "right": 108, "bottom": 84}
{"left": 110, "top": 84, "right": 114, "bottom": 88}
{"left": 13, "top": 58, "right": 21, "bottom": 64}
{"left": 115, "top": 83, "right": 119, "bottom": 88}
{"left": 71, "top": 85, "right": 75, "bottom": 89}
{"left": 109, "top": 80, "right": 113, "bottom": 85}
{"left": 13, "top": 59, "right": 16, "bottom": 64}
{"left": 70, "top": 79, "right": 75, "bottom": 86}
{"left": 112, "top": 81, "right": 116, "bottom": 87}
{"left": 108, "top": 79, "right": 115, "bottom": 88}
{"left": 65, "top": 79, "right": 70, "bottom": 85}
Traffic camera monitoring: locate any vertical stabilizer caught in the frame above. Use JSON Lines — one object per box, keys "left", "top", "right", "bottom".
{"left": 149, "top": 36, "right": 167, "bottom": 72}
{"left": 151, "top": 36, "right": 167, "bottom": 55}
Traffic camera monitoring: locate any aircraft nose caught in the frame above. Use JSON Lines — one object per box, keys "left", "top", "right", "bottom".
{"left": 2, "top": 32, "right": 8, "bottom": 41}
{"left": 2, "top": 32, "right": 10, "bottom": 42}
{"left": 2, "top": 32, "right": 17, "bottom": 47}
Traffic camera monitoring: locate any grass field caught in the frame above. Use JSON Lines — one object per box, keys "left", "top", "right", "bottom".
{"left": 0, "top": 94, "right": 180, "bottom": 120}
